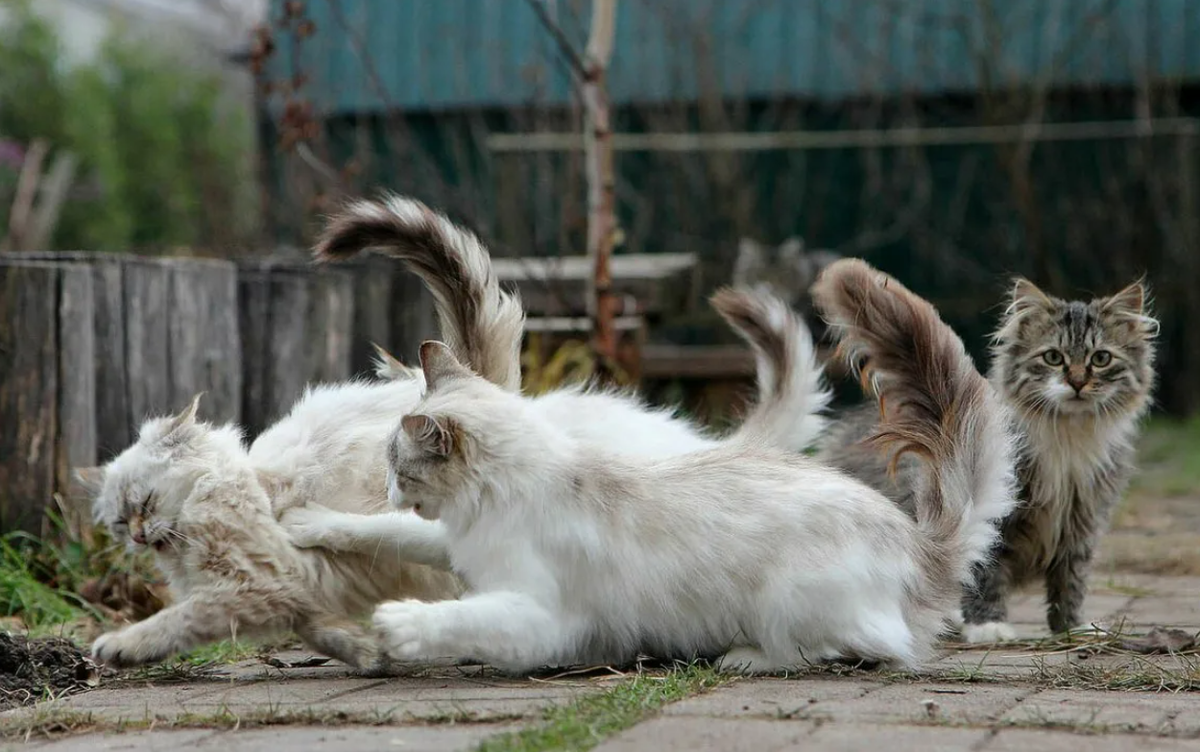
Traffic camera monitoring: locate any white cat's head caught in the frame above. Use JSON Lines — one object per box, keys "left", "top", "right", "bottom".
{"left": 385, "top": 341, "right": 531, "bottom": 522}
{"left": 77, "top": 394, "right": 233, "bottom": 553}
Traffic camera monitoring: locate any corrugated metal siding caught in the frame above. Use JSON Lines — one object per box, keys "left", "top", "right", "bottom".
{"left": 272, "top": 0, "right": 1200, "bottom": 112}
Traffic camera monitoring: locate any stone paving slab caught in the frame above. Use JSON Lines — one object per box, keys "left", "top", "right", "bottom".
{"left": 1000, "top": 688, "right": 1198, "bottom": 736}
{"left": 16, "top": 724, "right": 518, "bottom": 752}
{"left": 595, "top": 716, "right": 818, "bottom": 752}
{"left": 985, "top": 728, "right": 1200, "bottom": 751}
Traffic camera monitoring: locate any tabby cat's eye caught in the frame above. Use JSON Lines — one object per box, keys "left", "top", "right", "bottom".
{"left": 1090, "top": 350, "right": 1112, "bottom": 367}
{"left": 1042, "top": 350, "right": 1064, "bottom": 366}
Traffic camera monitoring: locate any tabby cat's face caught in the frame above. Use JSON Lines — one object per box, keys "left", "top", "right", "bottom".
{"left": 991, "top": 279, "right": 1157, "bottom": 417}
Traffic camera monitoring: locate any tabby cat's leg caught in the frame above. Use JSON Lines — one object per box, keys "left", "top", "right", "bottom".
{"left": 960, "top": 556, "right": 1016, "bottom": 643}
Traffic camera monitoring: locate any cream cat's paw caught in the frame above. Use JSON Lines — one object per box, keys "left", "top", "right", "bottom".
{"left": 281, "top": 504, "right": 349, "bottom": 550}
{"left": 374, "top": 600, "right": 434, "bottom": 661}
{"left": 959, "top": 621, "right": 1018, "bottom": 644}
{"left": 92, "top": 628, "right": 170, "bottom": 668}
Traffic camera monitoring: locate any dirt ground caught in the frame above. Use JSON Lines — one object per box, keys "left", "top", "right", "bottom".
{"left": 0, "top": 633, "right": 96, "bottom": 711}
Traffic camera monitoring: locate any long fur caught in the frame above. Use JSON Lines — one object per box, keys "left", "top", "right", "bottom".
{"left": 810, "top": 259, "right": 1019, "bottom": 600}
{"left": 315, "top": 194, "right": 526, "bottom": 392}
{"left": 711, "top": 287, "right": 830, "bottom": 450}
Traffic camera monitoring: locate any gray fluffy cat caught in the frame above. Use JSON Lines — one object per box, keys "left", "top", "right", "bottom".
{"left": 819, "top": 277, "right": 1157, "bottom": 641}
{"left": 733, "top": 237, "right": 840, "bottom": 341}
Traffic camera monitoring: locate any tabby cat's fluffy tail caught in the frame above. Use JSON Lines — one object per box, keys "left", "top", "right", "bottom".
{"left": 315, "top": 195, "right": 526, "bottom": 392}
{"left": 811, "top": 259, "right": 1018, "bottom": 597}
{"left": 711, "top": 287, "right": 830, "bottom": 452}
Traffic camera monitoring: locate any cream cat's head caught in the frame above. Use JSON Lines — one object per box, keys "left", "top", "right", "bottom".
{"left": 78, "top": 394, "right": 227, "bottom": 552}
{"left": 385, "top": 341, "right": 536, "bottom": 522}
{"left": 991, "top": 278, "right": 1157, "bottom": 418}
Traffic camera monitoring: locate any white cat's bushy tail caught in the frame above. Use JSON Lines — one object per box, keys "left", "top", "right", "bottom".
{"left": 315, "top": 195, "right": 526, "bottom": 392}
{"left": 811, "top": 259, "right": 1018, "bottom": 596}
{"left": 711, "top": 287, "right": 831, "bottom": 451}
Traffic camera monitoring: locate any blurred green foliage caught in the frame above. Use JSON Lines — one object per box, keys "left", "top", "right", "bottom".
{"left": 0, "top": 0, "right": 257, "bottom": 253}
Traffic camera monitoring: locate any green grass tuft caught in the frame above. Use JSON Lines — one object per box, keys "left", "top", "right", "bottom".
{"left": 475, "top": 664, "right": 725, "bottom": 752}
{"left": 0, "top": 533, "right": 93, "bottom": 631}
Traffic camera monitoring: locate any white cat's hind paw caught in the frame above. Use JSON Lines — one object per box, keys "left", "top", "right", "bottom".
{"left": 960, "top": 621, "right": 1018, "bottom": 644}
{"left": 373, "top": 600, "right": 433, "bottom": 662}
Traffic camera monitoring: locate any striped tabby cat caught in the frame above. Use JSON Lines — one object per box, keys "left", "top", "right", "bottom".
{"left": 819, "top": 277, "right": 1157, "bottom": 641}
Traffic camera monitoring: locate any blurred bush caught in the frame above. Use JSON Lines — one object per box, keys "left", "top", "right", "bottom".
{"left": 0, "top": 0, "right": 257, "bottom": 254}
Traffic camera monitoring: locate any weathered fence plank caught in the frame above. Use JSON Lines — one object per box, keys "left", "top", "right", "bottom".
{"left": 6, "top": 252, "right": 128, "bottom": 457}
{"left": 389, "top": 269, "right": 437, "bottom": 365}
{"left": 167, "top": 259, "right": 242, "bottom": 425}
{"left": 55, "top": 264, "right": 97, "bottom": 508}
{"left": 237, "top": 261, "right": 355, "bottom": 436}
{"left": 123, "top": 259, "right": 172, "bottom": 431}
{"left": 349, "top": 256, "right": 394, "bottom": 376}
{"left": 0, "top": 263, "right": 58, "bottom": 533}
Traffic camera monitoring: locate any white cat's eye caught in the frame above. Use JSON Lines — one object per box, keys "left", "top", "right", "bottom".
{"left": 1042, "top": 350, "right": 1064, "bottom": 366}
{"left": 1090, "top": 350, "right": 1112, "bottom": 367}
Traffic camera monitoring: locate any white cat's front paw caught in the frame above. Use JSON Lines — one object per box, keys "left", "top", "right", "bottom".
{"left": 280, "top": 504, "right": 347, "bottom": 550}
{"left": 92, "top": 628, "right": 169, "bottom": 668}
{"left": 717, "top": 647, "right": 784, "bottom": 675}
{"left": 374, "top": 600, "right": 436, "bottom": 662}
{"left": 960, "top": 621, "right": 1018, "bottom": 644}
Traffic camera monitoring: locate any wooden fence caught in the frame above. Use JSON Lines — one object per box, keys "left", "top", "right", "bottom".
{"left": 0, "top": 252, "right": 436, "bottom": 534}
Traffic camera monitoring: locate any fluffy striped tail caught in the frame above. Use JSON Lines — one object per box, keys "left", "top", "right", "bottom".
{"left": 711, "top": 287, "right": 831, "bottom": 451}
{"left": 811, "top": 259, "right": 1018, "bottom": 597}
{"left": 315, "top": 194, "right": 525, "bottom": 392}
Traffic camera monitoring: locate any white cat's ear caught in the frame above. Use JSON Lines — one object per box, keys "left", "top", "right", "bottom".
{"left": 74, "top": 466, "right": 105, "bottom": 497}
{"left": 418, "top": 341, "right": 472, "bottom": 389}
{"left": 1009, "top": 278, "right": 1054, "bottom": 314}
{"left": 401, "top": 413, "right": 455, "bottom": 458}
{"left": 1103, "top": 280, "right": 1146, "bottom": 315}
{"left": 372, "top": 342, "right": 422, "bottom": 381}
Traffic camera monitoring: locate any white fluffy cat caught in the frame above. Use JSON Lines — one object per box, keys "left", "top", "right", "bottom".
{"left": 368, "top": 262, "right": 1017, "bottom": 674}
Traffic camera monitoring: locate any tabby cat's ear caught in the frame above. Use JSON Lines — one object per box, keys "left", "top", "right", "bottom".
{"left": 401, "top": 414, "right": 455, "bottom": 458}
{"left": 1102, "top": 279, "right": 1159, "bottom": 336}
{"left": 418, "top": 341, "right": 472, "bottom": 389}
{"left": 1102, "top": 280, "right": 1146, "bottom": 316}
{"left": 74, "top": 466, "right": 105, "bottom": 498}
{"left": 1008, "top": 278, "right": 1054, "bottom": 315}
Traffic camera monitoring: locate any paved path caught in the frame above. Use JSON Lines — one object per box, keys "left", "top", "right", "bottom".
{"left": 4, "top": 574, "right": 1200, "bottom": 751}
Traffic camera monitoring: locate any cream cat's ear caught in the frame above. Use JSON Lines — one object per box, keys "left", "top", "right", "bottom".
{"left": 1008, "top": 277, "right": 1054, "bottom": 315}
{"left": 401, "top": 414, "right": 455, "bottom": 458}
{"left": 74, "top": 466, "right": 105, "bottom": 497}
{"left": 418, "top": 341, "right": 472, "bottom": 388}
{"left": 164, "top": 393, "right": 203, "bottom": 437}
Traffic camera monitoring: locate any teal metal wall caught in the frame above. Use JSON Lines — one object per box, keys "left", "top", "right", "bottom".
{"left": 273, "top": 0, "right": 1200, "bottom": 114}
